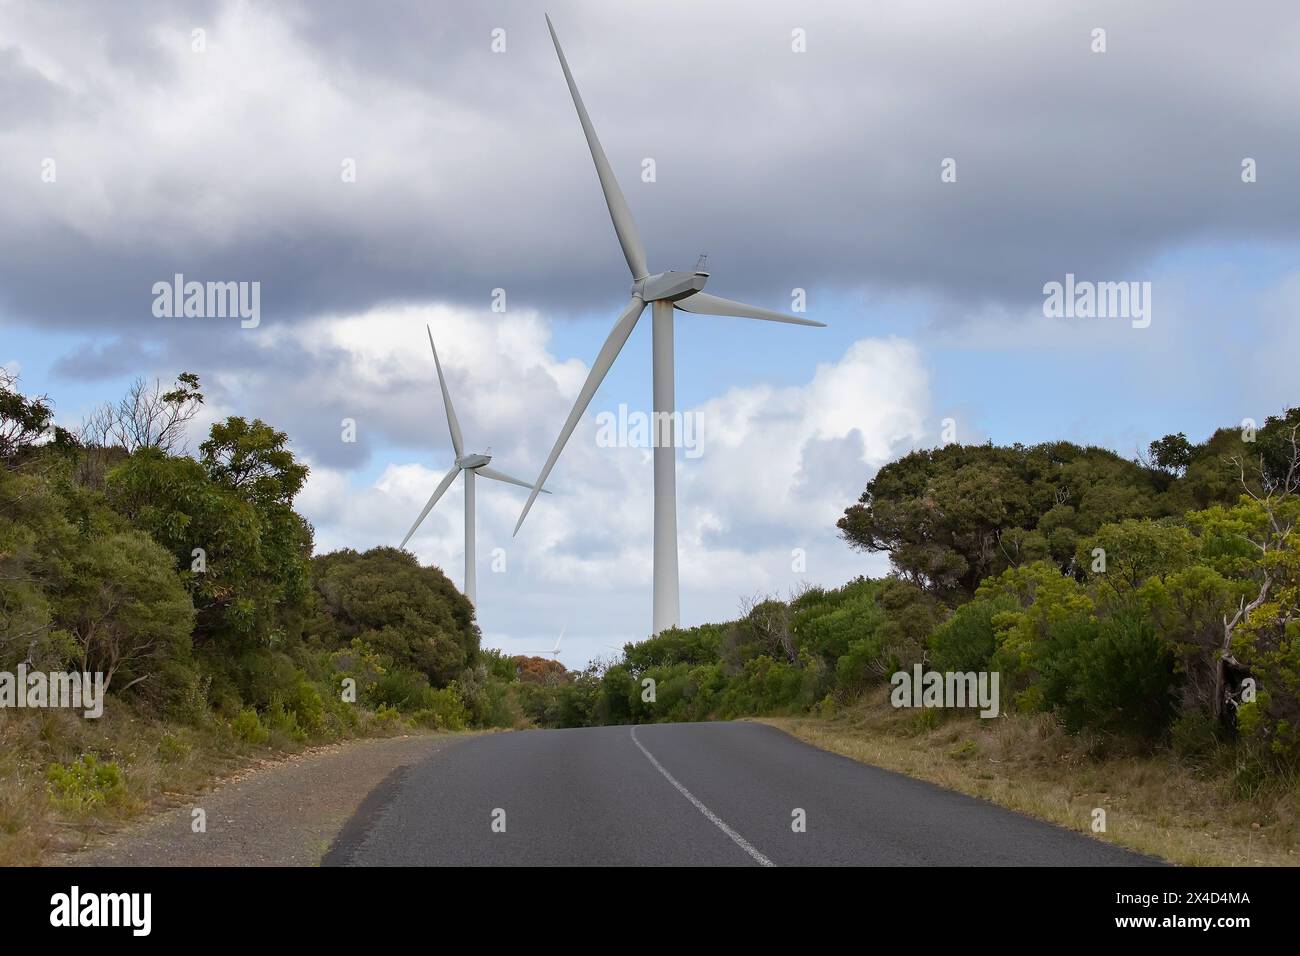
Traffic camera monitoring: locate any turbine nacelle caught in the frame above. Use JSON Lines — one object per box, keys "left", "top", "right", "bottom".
{"left": 457, "top": 452, "right": 492, "bottom": 470}
{"left": 635, "top": 269, "right": 710, "bottom": 303}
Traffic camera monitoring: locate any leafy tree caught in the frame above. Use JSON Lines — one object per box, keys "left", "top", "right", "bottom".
{"left": 624, "top": 623, "right": 723, "bottom": 673}
{"left": 310, "top": 547, "right": 478, "bottom": 686}
{"left": 1189, "top": 428, "right": 1300, "bottom": 755}
{"left": 59, "top": 530, "right": 196, "bottom": 695}
{"left": 201, "top": 417, "right": 307, "bottom": 507}
{"left": 1077, "top": 518, "right": 1199, "bottom": 598}
{"left": 106, "top": 449, "right": 268, "bottom": 646}
{"left": 1256, "top": 407, "right": 1300, "bottom": 493}
{"left": 839, "top": 442, "right": 1160, "bottom": 597}
{"left": 481, "top": 647, "right": 519, "bottom": 682}
{"left": 0, "top": 370, "right": 55, "bottom": 464}
{"left": 1139, "top": 565, "right": 1243, "bottom": 718}
{"left": 596, "top": 664, "right": 634, "bottom": 724}
{"left": 1149, "top": 432, "right": 1193, "bottom": 475}
{"left": 0, "top": 467, "right": 77, "bottom": 670}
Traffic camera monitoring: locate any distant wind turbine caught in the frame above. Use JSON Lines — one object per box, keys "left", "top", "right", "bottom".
{"left": 514, "top": 14, "right": 825, "bottom": 635}
{"left": 401, "top": 327, "right": 548, "bottom": 605}
{"left": 543, "top": 627, "right": 565, "bottom": 659}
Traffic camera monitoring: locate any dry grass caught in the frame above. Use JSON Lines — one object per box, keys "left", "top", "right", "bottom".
{"left": 760, "top": 699, "right": 1300, "bottom": 867}
{"left": 0, "top": 704, "right": 437, "bottom": 866}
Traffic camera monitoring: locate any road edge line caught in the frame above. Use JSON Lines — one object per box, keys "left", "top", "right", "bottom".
{"left": 629, "top": 726, "right": 775, "bottom": 867}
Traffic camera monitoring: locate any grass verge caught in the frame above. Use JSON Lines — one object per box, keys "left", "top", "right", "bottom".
{"left": 760, "top": 699, "right": 1299, "bottom": 867}
{"left": 0, "top": 703, "right": 453, "bottom": 866}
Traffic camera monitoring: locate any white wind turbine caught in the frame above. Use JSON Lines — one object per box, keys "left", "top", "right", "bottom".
{"left": 514, "top": 14, "right": 825, "bottom": 635}
{"left": 543, "top": 627, "right": 565, "bottom": 659}
{"left": 401, "top": 327, "right": 548, "bottom": 605}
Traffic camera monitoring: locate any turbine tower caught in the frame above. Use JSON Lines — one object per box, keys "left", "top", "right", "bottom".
{"left": 402, "top": 327, "right": 547, "bottom": 605}
{"left": 514, "top": 14, "right": 824, "bottom": 635}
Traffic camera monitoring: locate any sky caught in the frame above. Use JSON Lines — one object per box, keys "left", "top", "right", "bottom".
{"left": 2, "top": 0, "right": 1298, "bottom": 667}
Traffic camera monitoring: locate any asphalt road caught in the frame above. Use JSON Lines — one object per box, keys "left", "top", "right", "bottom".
{"left": 323, "top": 722, "right": 1160, "bottom": 866}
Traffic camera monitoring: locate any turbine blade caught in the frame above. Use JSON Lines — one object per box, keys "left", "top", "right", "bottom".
{"left": 546, "top": 14, "right": 649, "bottom": 281}
{"left": 674, "top": 291, "right": 826, "bottom": 328}
{"left": 476, "top": 465, "right": 552, "bottom": 494}
{"left": 427, "top": 326, "right": 464, "bottom": 458}
{"left": 399, "top": 464, "right": 461, "bottom": 548}
{"left": 514, "top": 295, "right": 646, "bottom": 535}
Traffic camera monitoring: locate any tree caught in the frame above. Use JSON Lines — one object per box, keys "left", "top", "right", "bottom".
{"left": 310, "top": 547, "right": 479, "bottom": 687}
{"left": 59, "top": 531, "right": 196, "bottom": 694}
{"left": 839, "top": 441, "right": 1160, "bottom": 598}
{"left": 1077, "top": 518, "right": 1199, "bottom": 598}
{"left": 1193, "top": 420, "right": 1300, "bottom": 750}
{"left": 0, "top": 369, "right": 55, "bottom": 463}
{"left": 81, "top": 372, "right": 204, "bottom": 454}
{"left": 1148, "top": 432, "right": 1193, "bottom": 476}
{"left": 0, "top": 467, "right": 77, "bottom": 670}
{"left": 1257, "top": 407, "right": 1300, "bottom": 493}
{"left": 201, "top": 417, "right": 308, "bottom": 507}
{"left": 106, "top": 415, "right": 314, "bottom": 655}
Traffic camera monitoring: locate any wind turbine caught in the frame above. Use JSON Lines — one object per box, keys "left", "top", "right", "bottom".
{"left": 514, "top": 14, "right": 825, "bottom": 635}
{"left": 401, "top": 327, "right": 548, "bottom": 605}
{"left": 543, "top": 627, "right": 565, "bottom": 659}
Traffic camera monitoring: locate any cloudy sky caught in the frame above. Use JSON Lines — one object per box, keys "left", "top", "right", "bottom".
{"left": 3, "top": 0, "right": 1298, "bottom": 665}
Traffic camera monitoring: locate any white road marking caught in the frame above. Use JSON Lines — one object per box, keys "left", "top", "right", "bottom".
{"left": 629, "top": 725, "right": 775, "bottom": 867}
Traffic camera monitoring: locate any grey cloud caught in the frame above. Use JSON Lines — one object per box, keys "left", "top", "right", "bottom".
{"left": 3, "top": 0, "right": 1298, "bottom": 339}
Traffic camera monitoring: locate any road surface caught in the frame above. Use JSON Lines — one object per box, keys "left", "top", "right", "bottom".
{"left": 324, "top": 721, "right": 1159, "bottom": 866}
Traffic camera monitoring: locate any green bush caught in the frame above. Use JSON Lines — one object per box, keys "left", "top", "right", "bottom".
{"left": 157, "top": 733, "right": 192, "bottom": 763}
{"left": 369, "top": 668, "right": 442, "bottom": 713}
{"left": 834, "top": 633, "right": 892, "bottom": 696}
{"left": 280, "top": 679, "right": 324, "bottom": 736}
{"left": 792, "top": 578, "right": 883, "bottom": 663}
{"left": 264, "top": 699, "right": 307, "bottom": 742}
{"left": 929, "top": 594, "right": 1016, "bottom": 673}
{"left": 411, "top": 686, "right": 469, "bottom": 730}
{"left": 46, "top": 755, "right": 127, "bottom": 813}
{"left": 231, "top": 708, "right": 269, "bottom": 745}
{"left": 719, "top": 655, "right": 803, "bottom": 716}
{"left": 1044, "top": 603, "right": 1179, "bottom": 739}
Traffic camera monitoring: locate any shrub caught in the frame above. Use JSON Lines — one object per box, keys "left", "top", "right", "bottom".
{"left": 231, "top": 708, "right": 269, "bottom": 745}
{"left": 411, "top": 686, "right": 469, "bottom": 730}
{"left": 929, "top": 594, "right": 1017, "bottom": 673}
{"left": 280, "top": 679, "right": 324, "bottom": 736}
{"left": 834, "top": 634, "right": 892, "bottom": 697}
{"left": 369, "top": 668, "right": 440, "bottom": 713}
{"left": 46, "top": 754, "right": 127, "bottom": 813}
{"left": 1043, "top": 603, "right": 1179, "bottom": 739}
{"left": 157, "top": 733, "right": 192, "bottom": 763}
{"left": 264, "top": 699, "right": 306, "bottom": 742}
